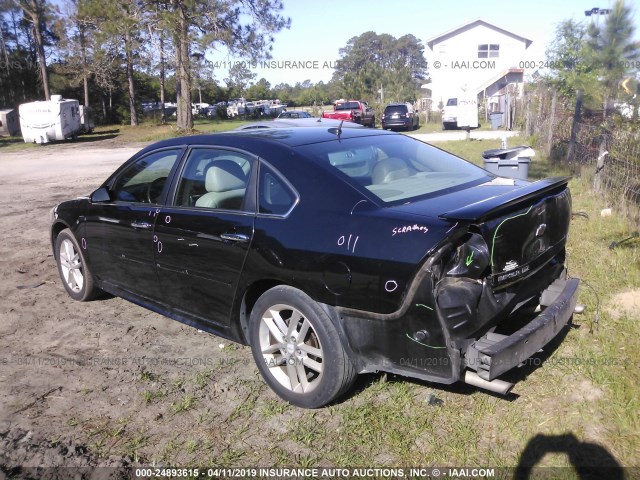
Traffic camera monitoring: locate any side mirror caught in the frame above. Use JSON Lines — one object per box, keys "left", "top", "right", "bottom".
{"left": 90, "top": 186, "right": 111, "bottom": 203}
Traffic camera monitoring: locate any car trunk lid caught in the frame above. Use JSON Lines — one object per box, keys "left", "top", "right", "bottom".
{"left": 439, "top": 177, "right": 572, "bottom": 288}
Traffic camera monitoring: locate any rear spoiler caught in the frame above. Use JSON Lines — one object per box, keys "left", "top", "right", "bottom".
{"left": 439, "top": 177, "right": 571, "bottom": 222}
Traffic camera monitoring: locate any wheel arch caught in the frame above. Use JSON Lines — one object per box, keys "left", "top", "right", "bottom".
{"left": 238, "top": 279, "right": 291, "bottom": 344}
{"left": 51, "top": 220, "right": 73, "bottom": 258}
{"left": 237, "top": 279, "right": 361, "bottom": 370}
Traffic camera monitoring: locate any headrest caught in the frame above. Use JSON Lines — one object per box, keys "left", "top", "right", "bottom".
{"left": 205, "top": 160, "right": 246, "bottom": 192}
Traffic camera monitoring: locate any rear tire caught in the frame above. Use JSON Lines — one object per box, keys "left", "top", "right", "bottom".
{"left": 55, "top": 229, "right": 99, "bottom": 301}
{"left": 249, "top": 286, "right": 357, "bottom": 408}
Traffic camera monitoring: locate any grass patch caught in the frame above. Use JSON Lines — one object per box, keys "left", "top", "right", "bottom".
{"left": 142, "top": 388, "right": 167, "bottom": 404}
{"left": 0, "top": 117, "right": 254, "bottom": 153}
{"left": 227, "top": 379, "right": 264, "bottom": 422}
{"left": 139, "top": 370, "right": 157, "bottom": 382}
{"left": 170, "top": 394, "right": 197, "bottom": 414}
{"left": 260, "top": 398, "right": 288, "bottom": 418}
{"left": 192, "top": 369, "right": 213, "bottom": 390}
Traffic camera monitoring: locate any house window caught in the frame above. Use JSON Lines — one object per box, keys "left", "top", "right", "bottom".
{"left": 478, "top": 44, "right": 499, "bottom": 58}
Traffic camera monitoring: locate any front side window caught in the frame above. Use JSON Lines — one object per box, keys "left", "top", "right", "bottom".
{"left": 174, "top": 148, "right": 253, "bottom": 211}
{"left": 478, "top": 44, "right": 499, "bottom": 58}
{"left": 112, "top": 149, "right": 181, "bottom": 204}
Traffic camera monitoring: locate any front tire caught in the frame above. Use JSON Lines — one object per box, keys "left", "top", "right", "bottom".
{"left": 249, "top": 286, "right": 356, "bottom": 408}
{"left": 55, "top": 229, "right": 99, "bottom": 301}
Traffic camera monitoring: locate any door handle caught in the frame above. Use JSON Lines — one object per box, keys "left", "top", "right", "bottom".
{"left": 131, "top": 221, "right": 152, "bottom": 229}
{"left": 220, "top": 233, "right": 250, "bottom": 243}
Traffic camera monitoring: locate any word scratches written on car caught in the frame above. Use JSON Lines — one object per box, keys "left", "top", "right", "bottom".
{"left": 392, "top": 224, "right": 429, "bottom": 236}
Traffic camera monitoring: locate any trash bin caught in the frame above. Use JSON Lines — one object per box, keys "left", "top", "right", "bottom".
{"left": 489, "top": 112, "right": 504, "bottom": 129}
{"left": 482, "top": 146, "right": 535, "bottom": 180}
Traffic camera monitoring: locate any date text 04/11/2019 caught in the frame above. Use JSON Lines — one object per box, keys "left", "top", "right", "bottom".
{"left": 212, "top": 60, "right": 341, "bottom": 70}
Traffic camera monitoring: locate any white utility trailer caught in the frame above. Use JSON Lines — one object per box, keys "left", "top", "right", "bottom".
{"left": 0, "top": 109, "right": 20, "bottom": 136}
{"left": 19, "top": 95, "right": 81, "bottom": 144}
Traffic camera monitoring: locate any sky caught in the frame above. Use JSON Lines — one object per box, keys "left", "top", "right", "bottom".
{"left": 209, "top": 0, "right": 640, "bottom": 87}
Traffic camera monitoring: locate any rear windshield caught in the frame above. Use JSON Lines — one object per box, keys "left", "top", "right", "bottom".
{"left": 384, "top": 105, "right": 408, "bottom": 114}
{"left": 336, "top": 102, "right": 361, "bottom": 110}
{"left": 296, "top": 135, "right": 489, "bottom": 204}
{"left": 446, "top": 98, "right": 458, "bottom": 106}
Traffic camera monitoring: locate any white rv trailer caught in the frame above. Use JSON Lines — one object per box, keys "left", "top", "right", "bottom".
{"left": 19, "top": 95, "right": 81, "bottom": 144}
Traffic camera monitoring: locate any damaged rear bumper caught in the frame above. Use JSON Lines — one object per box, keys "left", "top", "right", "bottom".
{"left": 466, "top": 276, "right": 580, "bottom": 381}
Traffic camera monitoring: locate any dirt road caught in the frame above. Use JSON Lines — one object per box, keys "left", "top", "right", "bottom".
{"left": 0, "top": 142, "right": 264, "bottom": 472}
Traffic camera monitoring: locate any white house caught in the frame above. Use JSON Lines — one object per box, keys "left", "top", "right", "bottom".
{"left": 425, "top": 19, "right": 533, "bottom": 113}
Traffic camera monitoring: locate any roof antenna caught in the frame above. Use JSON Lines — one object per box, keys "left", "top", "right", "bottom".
{"left": 327, "top": 120, "right": 344, "bottom": 137}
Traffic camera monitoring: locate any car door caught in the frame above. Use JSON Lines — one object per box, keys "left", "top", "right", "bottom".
{"left": 153, "top": 147, "right": 256, "bottom": 326}
{"left": 83, "top": 147, "right": 183, "bottom": 300}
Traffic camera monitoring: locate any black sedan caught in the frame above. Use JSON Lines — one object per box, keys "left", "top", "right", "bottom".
{"left": 51, "top": 127, "right": 579, "bottom": 408}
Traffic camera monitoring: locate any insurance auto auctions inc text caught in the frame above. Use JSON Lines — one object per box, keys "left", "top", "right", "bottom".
{"left": 192, "top": 467, "right": 495, "bottom": 478}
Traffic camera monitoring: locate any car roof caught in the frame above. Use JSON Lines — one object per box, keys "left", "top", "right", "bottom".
{"left": 136, "top": 125, "right": 397, "bottom": 154}
{"left": 235, "top": 117, "right": 365, "bottom": 130}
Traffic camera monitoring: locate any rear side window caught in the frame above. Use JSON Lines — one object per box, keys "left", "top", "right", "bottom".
{"left": 174, "top": 148, "right": 253, "bottom": 211}
{"left": 258, "top": 164, "right": 297, "bottom": 216}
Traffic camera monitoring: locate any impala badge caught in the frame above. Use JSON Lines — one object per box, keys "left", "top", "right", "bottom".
{"left": 536, "top": 223, "right": 547, "bottom": 237}
{"left": 504, "top": 260, "right": 519, "bottom": 272}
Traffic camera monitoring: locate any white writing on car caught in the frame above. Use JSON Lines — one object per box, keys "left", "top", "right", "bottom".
{"left": 392, "top": 224, "right": 428, "bottom": 236}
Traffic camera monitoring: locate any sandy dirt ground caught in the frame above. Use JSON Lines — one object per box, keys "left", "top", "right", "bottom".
{"left": 0, "top": 142, "right": 270, "bottom": 476}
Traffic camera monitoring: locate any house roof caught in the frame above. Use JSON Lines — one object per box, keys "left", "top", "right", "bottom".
{"left": 426, "top": 18, "right": 533, "bottom": 50}
{"left": 474, "top": 68, "right": 524, "bottom": 94}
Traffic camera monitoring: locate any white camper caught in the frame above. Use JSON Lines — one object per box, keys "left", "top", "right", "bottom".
{"left": 19, "top": 95, "right": 81, "bottom": 144}
{"left": 0, "top": 109, "right": 20, "bottom": 136}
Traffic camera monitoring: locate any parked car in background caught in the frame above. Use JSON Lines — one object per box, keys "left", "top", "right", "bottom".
{"left": 442, "top": 97, "right": 458, "bottom": 130}
{"left": 51, "top": 127, "right": 579, "bottom": 408}
{"left": 381, "top": 102, "right": 420, "bottom": 131}
{"left": 278, "top": 110, "right": 312, "bottom": 119}
{"left": 322, "top": 100, "right": 375, "bottom": 127}
{"left": 192, "top": 103, "right": 210, "bottom": 115}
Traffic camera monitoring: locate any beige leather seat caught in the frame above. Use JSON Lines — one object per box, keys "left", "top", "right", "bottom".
{"left": 195, "top": 160, "right": 247, "bottom": 210}
{"left": 371, "top": 157, "right": 412, "bottom": 184}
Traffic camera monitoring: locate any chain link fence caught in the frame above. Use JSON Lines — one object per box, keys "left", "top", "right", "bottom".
{"left": 519, "top": 86, "right": 640, "bottom": 226}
